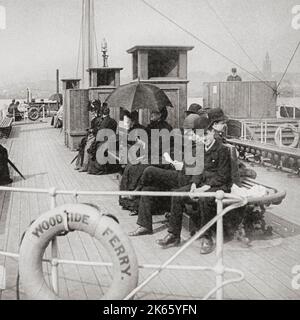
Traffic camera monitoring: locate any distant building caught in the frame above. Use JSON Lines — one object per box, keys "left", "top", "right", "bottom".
{"left": 263, "top": 52, "right": 272, "bottom": 80}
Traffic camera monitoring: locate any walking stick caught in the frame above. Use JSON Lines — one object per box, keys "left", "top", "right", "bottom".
{"left": 7, "top": 159, "right": 26, "bottom": 180}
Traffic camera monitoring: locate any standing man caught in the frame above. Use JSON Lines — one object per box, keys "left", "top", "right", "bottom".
{"left": 227, "top": 68, "right": 242, "bottom": 81}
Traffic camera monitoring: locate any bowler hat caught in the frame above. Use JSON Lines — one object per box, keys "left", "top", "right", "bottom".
{"left": 207, "top": 108, "right": 228, "bottom": 127}
{"left": 231, "top": 67, "right": 237, "bottom": 73}
{"left": 183, "top": 113, "right": 209, "bottom": 130}
{"left": 185, "top": 103, "right": 202, "bottom": 115}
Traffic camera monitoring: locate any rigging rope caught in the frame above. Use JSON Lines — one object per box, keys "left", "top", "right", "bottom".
{"left": 76, "top": 0, "right": 85, "bottom": 78}
{"left": 277, "top": 40, "right": 300, "bottom": 90}
{"left": 203, "top": 0, "right": 266, "bottom": 81}
{"left": 140, "top": 0, "right": 276, "bottom": 92}
{"left": 82, "top": 0, "right": 86, "bottom": 86}
{"left": 92, "top": 0, "right": 99, "bottom": 67}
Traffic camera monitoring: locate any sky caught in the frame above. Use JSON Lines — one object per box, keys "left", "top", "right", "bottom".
{"left": 0, "top": 0, "right": 299, "bottom": 84}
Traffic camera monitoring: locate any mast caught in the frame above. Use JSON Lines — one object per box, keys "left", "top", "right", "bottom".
{"left": 81, "top": 0, "right": 95, "bottom": 88}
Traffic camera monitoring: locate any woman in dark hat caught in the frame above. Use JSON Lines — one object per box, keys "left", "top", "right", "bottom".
{"left": 119, "top": 107, "right": 173, "bottom": 214}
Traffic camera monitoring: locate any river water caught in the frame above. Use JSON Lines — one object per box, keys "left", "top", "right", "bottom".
{"left": 1, "top": 97, "right": 300, "bottom": 120}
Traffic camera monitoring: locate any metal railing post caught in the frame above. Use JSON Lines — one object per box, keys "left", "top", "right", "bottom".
{"left": 42, "top": 106, "right": 45, "bottom": 122}
{"left": 49, "top": 188, "right": 59, "bottom": 295}
{"left": 241, "top": 122, "right": 244, "bottom": 140}
{"left": 279, "top": 126, "right": 282, "bottom": 147}
{"left": 264, "top": 121, "right": 267, "bottom": 144}
{"left": 215, "top": 191, "right": 225, "bottom": 300}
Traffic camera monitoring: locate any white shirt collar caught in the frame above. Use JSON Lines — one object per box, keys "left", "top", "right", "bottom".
{"left": 205, "top": 139, "right": 216, "bottom": 152}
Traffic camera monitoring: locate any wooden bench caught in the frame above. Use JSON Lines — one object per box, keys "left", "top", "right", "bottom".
{"left": 0, "top": 117, "right": 13, "bottom": 138}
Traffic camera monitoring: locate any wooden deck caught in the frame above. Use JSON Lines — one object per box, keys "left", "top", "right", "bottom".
{"left": 1, "top": 121, "right": 300, "bottom": 300}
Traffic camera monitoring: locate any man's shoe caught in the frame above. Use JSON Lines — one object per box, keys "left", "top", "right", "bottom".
{"left": 157, "top": 233, "right": 180, "bottom": 248}
{"left": 128, "top": 226, "right": 152, "bottom": 236}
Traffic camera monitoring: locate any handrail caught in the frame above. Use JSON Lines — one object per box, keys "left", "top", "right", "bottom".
{"left": 0, "top": 186, "right": 247, "bottom": 300}
{"left": 239, "top": 118, "right": 300, "bottom": 146}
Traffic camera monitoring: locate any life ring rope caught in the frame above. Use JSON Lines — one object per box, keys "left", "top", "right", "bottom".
{"left": 274, "top": 123, "right": 300, "bottom": 148}
{"left": 18, "top": 203, "right": 139, "bottom": 300}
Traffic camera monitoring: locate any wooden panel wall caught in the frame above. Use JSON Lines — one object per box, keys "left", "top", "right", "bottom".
{"left": 66, "top": 89, "right": 89, "bottom": 150}
{"left": 203, "top": 81, "right": 277, "bottom": 119}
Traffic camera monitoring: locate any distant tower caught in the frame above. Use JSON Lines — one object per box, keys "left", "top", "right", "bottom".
{"left": 263, "top": 52, "right": 272, "bottom": 80}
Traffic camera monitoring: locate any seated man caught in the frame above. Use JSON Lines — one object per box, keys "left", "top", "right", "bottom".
{"left": 206, "top": 108, "right": 257, "bottom": 182}
{"left": 128, "top": 113, "right": 210, "bottom": 236}
{"left": 156, "top": 113, "right": 232, "bottom": 254}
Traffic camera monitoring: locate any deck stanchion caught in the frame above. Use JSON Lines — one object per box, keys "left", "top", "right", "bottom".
{"left": 73, "top": 191, "right": 79, "bottom": 203}
{"left": 215, "top": 191, "right": 225, "bottom": 300}
{"left": 264, "top": 121, "right": 267, "bottom": 144}
{"left": 42, "top": 106, "right": 45, "bottom": 123}
{"left": 49, "top": 188, "right": 59, "bottom": 295}
{"left": 261, "top": 122, "right": 263, "bottom": 143}
{"left": 279, "top": 127, "right": 282, "bottom": 147}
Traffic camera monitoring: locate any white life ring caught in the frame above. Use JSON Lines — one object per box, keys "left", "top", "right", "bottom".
{"left": 274, "top": 124, "right": 299, "bottom": 148}
{"left": 19, "top": 203, "right": 139, "bottom": 300}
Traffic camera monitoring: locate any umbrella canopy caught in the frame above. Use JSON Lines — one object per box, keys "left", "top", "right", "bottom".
{"left": 49, "top": 93, "right": 63, "bottom": 104}
{"left": 105, "top": 82, "right": 173, "bottom": 112}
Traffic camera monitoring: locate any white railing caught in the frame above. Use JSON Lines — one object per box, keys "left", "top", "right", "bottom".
{"left": 240, "top": 119, "right": 300, "bottom": 146}
{"left": 0, "top": 186, "right": 247, "bottom": 300}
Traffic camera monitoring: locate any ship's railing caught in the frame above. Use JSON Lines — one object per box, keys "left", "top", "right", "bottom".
{"left": 0, "top": 186, "right": 247, "bottom": 300}
{"left": 240, "top": 119, "right": 300, "bottom": 146}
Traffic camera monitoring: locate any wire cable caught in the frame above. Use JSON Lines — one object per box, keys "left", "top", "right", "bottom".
{"left": 92, "top": 0, "right": 99, "bottom": 67}
{"left": 76, "top": 0, "right": 85, "bottom": 78}
{"left": 203, "top": 0, "right": 266, "bottom": 81}
{"left": 140, "top": 0, "right": 276, "bottom": 92}
{"left": 277, "top": 40, "right": 300, "bottom": 89}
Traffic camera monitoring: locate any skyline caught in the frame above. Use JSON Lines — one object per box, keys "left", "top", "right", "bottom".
{"left": 0, "top": 0, "right": 299, "bottom": 85}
